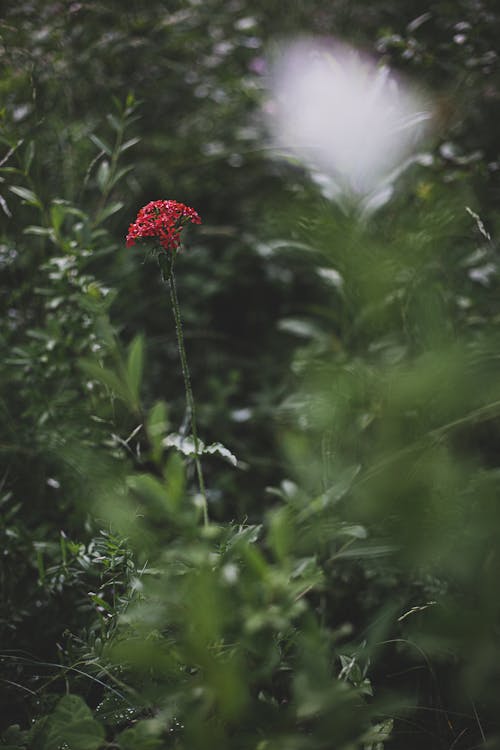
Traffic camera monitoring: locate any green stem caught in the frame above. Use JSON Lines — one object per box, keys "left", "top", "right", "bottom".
{"left": 166, "top": 260, "right": 208, "bottom": 525}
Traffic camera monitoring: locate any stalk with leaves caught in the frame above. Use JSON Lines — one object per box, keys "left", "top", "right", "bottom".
{"left": 126, "top": 199, "right": 208, "bottom": 524}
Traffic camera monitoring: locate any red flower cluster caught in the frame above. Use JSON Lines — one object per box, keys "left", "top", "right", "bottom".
{"left": 126, "top": 200, "right": 201, "bottom": 252}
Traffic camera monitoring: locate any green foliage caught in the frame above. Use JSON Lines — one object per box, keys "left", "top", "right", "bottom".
{"left": 2, "top": 1, "right": 500, "bottom": 749}
{"left": 36, "top": 695, "right": 105, "bottom": 750}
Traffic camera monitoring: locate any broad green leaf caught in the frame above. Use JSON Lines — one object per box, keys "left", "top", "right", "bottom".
{"left": 43, "top": 695, "right": 104, "bottom": 750}
{"left": 126, "top": 334, "right": 144, "bottom": 403}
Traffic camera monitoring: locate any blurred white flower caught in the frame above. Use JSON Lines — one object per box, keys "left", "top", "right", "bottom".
{"left": 267, "top": 38, "right": 433, "bottom": 212}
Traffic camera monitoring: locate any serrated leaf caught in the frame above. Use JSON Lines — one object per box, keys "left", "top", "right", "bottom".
{"left": 163, "top": 432, "right": 198, "bottom": 456}
{"left": 43, "top": 695, "right": 104, "bottom": 750}
{"left": 162, "top": 434, "right": 237, "bottom": 466}
{"left": 126, "top": 335, "right": 144, "bottom": 402}
{"left": 204, "top": 441, "right": 238, "bottom": 466}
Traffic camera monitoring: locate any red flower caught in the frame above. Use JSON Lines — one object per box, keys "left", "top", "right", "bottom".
{"left": 126, "top": 200, "right": 201, "bottom": 252}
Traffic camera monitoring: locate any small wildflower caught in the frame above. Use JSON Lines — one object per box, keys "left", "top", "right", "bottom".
{"left": 125, "top": 199, "right": 208, "bottom": 523}
{"left": 126, "top": 199, "right": 201, "bottom": 252}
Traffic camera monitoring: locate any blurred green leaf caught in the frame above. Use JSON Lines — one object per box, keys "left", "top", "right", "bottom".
{"left": 89, "top": 133, "right": 112, "bottom": 156}
{"left": 117, "top": 721, "right": 162, "bottom": 750}
{"left": 96, "top": 159, "right": 110, "bottom": 191}
{"left": 80, "top": 358, "right": 131, "bottom": 404}
{"left": 23, "top": 141, "right": 34, "bottom": 173}
{"left": 8, "top": 185, "right": 41, "bottom": 208}
{"left": 126, "top": 334, "right": 144, "bottom": 403}
{"left": 147, "top": 400, "right": 169, "bottom": 462}
{"left": 42, "top": 695, "right": 104, "bottom": 750}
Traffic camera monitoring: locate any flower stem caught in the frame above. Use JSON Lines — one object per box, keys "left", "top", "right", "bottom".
{"left": 166, "top": 262, "right": 208, "bottom": 525}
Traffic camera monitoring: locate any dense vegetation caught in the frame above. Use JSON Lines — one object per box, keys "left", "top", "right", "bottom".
{"left": 2, "top": 1, "right": 500, "bottom": 748}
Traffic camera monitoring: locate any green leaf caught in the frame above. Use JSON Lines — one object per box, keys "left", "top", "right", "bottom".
{"left": 108, "top": 165, "right": 133, "bottom": 189}
{"left": 1, "top": 723, "right": 28, "bottom": 749}
{"left": 106, "top": 113, "right": 122, "bottom": 132}
{"left": 79, "top": 359, "right": 131, "bottom": 403}
{"left": 23, "top": 225, "right": 53, "bottom": 237}
{"left": 97, "top": 160, "right": 110, "bottom": 191}
{"left": 95, "top": 201, "right": 124, "bottom": 224}
{"left": 163, "top": 432, "right": 197, "bottom": 456}
{"left": 8, "top": 185, "right": 42, "bottom": 208}
{"left": 162, "top": 434, "right": 237, "bottom": 466}
{"left": 147, "top": 400, "right": 169, "bottom": 462}
{"left": 43, "top": 695, "right": 104, "bottom": 750}
{"left": 119, "top": 137, "right": 140, "bottom": 153}
{"left": 0, "top": 166, "right": 24, "bottom": 175}
{"left": 126, "top": 335, "right": 144, "bottom": 403}
{"left": 204, "top": 441, "right": 238, "bottom": 466}
{"left": 361, "top": 719, "right": 394, "bottom": 749}
{"left": 24, "top": 140, "right": 35, "bottom": 173}
{"left": 0, "top": 193, "right": 12, "bottom": 217}
{"left": 117, "top": 720, "right": 162, "bottom": 750}
{"left": 163, "top": 452, "right": 186, "bottom": 512}
{"left": 126, "top": 473, "right": 170, "bottom": 517}
{"left": 50, "top": 203, "right": 66, "bottom": 233}
{"left": 89, "top": 133, "right": 112, "bottom": 156}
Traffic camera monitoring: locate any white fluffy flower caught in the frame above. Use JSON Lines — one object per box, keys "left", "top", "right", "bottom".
{"left": 267, "top": 38, "right": 433, "bottom": 211}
